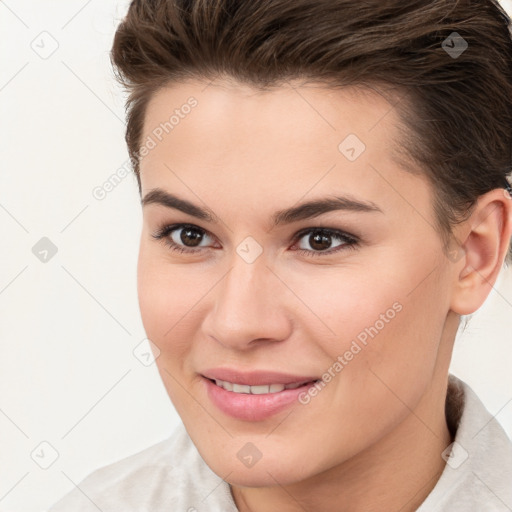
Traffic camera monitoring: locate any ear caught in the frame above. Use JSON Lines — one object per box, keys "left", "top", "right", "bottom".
{"left": 450, "top": 187, "right": 512, "bottom": 315}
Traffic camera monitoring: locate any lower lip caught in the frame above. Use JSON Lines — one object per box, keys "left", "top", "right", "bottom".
{"left": 203, "top": 377, "right": 317, "bottom": 421}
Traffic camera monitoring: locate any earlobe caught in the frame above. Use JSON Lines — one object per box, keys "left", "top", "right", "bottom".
{"left": 450, "top": 188, "right": 512, "bottom": 315}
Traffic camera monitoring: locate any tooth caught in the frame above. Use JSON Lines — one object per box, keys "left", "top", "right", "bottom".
{"left": 232, "top": 383, "right": 251, "bottom": 393}
{"left": 250, "top": 385, "right": 270, "bottom": 394}
{"left": 284, "top": 382, "right": 302, "bottom": 389}
{"left": 213, "top": 378, "right": 300, "bottom": 394}
{"left": 222, "top": 380, "right": 233, "bottom": 391}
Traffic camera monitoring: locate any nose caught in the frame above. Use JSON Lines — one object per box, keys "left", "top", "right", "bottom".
{"left": 201, "top": 252, "right": 293, "bottom": 350}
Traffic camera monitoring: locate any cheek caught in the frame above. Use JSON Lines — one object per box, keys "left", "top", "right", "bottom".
{"left": 285, "top": 269, "right": 446, "bottom": 464}
{"left": 137, "top": 247, "right": 206, "bottom": 412}
{"left": 137, "top": 239, "right": 197, "bottom": 320}
{"left": 137, "top": 245, "right": 201, "bottom": 356}
{"left": 332, "top": 272, "right": 447, "bottom": 418}
{"left": 280, "top": 265, "right": 403, "bottom": 349}
{"left": 288, "top": 259, "right": 445, "bottom": 392}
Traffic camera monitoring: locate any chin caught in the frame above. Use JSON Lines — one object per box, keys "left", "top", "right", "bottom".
{"left": 224, "top": 464, "right": 306, "bottom": 488}
{"left": 199, "top": 444, "right": 320, "bottom": 488}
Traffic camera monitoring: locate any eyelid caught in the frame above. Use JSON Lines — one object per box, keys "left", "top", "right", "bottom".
{"left": 292, "top": 226, "right": 358, "bottom": 242}
{"left": 151, "top": 223, "right": 217, "bottom": 247}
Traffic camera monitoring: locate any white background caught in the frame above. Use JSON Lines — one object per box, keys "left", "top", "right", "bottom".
{"left": 0, "top": 1, "right": 511, "bottom": 510}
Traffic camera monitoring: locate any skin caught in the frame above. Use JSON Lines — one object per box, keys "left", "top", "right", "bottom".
{"left": 136, "top": 78, "right": 512, "bottom": 512}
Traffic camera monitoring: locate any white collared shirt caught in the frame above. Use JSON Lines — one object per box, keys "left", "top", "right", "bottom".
{"left": 49, "top": 375, "right": 512, "bottom": 511}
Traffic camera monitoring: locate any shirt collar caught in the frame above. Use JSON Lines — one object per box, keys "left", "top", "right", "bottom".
{"left": 418, "top": 374, "right": 512, "bottom": 510}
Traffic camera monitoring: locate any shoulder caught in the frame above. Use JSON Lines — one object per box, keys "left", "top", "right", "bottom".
{"left": 49, "top": 423, "right": 237, "bottom": 512}
{"left": 418, "top": 375, "right": 512, "bottom": 511}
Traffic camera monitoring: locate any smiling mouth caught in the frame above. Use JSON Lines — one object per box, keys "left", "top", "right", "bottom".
{"left": 206, "top": 377, "right": 320, "bottom": 394}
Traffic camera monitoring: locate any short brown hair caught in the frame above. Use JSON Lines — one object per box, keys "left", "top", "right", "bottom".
{"left": 110, "top": 0, "right": 512, "bottom": 262}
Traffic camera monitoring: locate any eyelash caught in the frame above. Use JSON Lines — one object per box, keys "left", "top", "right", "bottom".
{"left": 151, "top": 223, "right": 359, "bottom": 258}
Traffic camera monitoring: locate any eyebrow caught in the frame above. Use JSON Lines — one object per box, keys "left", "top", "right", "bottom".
{"left": 141, "top": 188, "right": 383, "bottom": 228}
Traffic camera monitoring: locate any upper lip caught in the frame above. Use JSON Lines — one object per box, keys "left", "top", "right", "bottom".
{"left": 201, "top": 368, "right": 319, "bottom": 386}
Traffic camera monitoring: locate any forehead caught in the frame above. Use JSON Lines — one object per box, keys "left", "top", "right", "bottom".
{"left": 139, "top": 78, "right": 430, "bottom": 224}
{"left": 141, "top": 78, "right": 399, "bottom": 155}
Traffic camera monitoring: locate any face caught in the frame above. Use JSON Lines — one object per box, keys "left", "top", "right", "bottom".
{"left": 137, "top": 78, "right": 455, "bottom": 487}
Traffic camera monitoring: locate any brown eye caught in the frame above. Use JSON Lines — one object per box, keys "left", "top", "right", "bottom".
{"left": 308, "top": 231, "right": 335, "bottom": 251}
{"left": 152, "top": 223, "right": 214, "bottom": 254}
{"left": 176, "top": 226, "right": 205, "bottom": 247}
{"left": 292, "top": 228, "right": 358, "bottom": 258}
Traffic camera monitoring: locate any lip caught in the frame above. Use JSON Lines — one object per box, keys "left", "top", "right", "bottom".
{"left": 200, "top": 369, "right": 319, "bottom": 421}
{"left": 201, "top": 368, "right": 319, "bottom": 386}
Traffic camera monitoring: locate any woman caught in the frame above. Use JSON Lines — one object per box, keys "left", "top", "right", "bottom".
{"left": 50, "top": 0, "right": 512, "bottom": 510}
